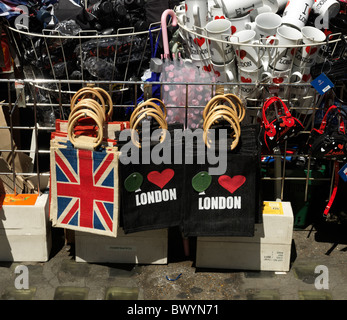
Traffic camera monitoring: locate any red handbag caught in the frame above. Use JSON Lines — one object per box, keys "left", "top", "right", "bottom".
{"left": 260, "top": 97, "right": 304, "bottom": 151}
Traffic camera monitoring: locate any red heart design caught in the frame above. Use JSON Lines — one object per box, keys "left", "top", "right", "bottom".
{"left": 305, "top": 46, "right": 318, "bottom": 55}
{"left": 231, "top": 26, "right": 237, "bottom": 34}
{"left": 215, "top": 15, "right": 225, "bottom": 19}
{"left": 302, "top": 74, "right": 311, "bottom": 82}
{"left": 147, "top": 169, "right": 175, "bottom": 189}
{"left": 236, "top": 49, "right": 247, "bottom": 60}
{"left": 194, "top": 37, "right": 205, "bottom": 47}
{"left": 241, "top": 76, "right": 252, "bottom": 83}
{"left": 185, "top": 3, "right": 188, "bottom": 11}
{"left": 218, "top": 175, "right": 246, "bottom": 194}
{"left": 203, "top": 64, "right": 212, "bottom": 72}
{"left": 273, "top": 77, "right": 284, "bottom": 84}
{"left": 214, "top": 70, "right": 221, "bottom": 77}
{"left": 338, "top": 144, "right": 344, "bottom": 149}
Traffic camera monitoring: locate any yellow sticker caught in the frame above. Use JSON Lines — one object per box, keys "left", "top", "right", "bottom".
{"left": 263, "top": 201, "right": 283, "bottom": 215}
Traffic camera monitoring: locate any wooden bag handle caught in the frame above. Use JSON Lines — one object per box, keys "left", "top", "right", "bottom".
{"left": 203, "top": 109, "right": 241, "bottom": 151}
{"left": 130, "top": 101, "right": 167, "bottom": 128}
{"left": 223, "top": 93, "right": 246, "bottom": 122}
{"left": 68, "top": 109, "right": 104, "bottom": 150}
{"left": 203, "top": 105, "right": 241, "bottom": 135}
{"left": 71, "top": 99, "right": 106, "bottom": 123}
{"left": 70, "top": 88, "right": 107, "bottom": 117}
{"left": 203, "top": 95, "right": 238, "bottom": 120}
{"left": 131, "top": 110, "right": 168, "bottom": 148}
{"left": 90, "top": 87, "right": 113, "bottom": 120}
{"left": 145, "top": 98, "right": 167, "bottom": 118}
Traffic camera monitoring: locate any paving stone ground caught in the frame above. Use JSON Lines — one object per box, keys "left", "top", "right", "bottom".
{"left": 0, "top": 222, "right": 346, "bottom": 302}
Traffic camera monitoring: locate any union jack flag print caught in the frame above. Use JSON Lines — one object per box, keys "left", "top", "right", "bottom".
{"left": 50, "top": 141, "right": 119, "bottom": 237}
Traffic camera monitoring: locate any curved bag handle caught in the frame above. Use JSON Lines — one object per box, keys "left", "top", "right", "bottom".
{"left": 72, "top": 99, "right": 106, "bottom": 123}
{"left": 71, "top": 88, "right": 106, "bottom": 115}
{"left": 203, "top": 106, "right": 241, "bottom": 136}
{"left": 319, "top": 105, "right": 346, "bottom": 134}
{"left": 223, "top": 93, "right": 246, "bottom": 122}
{"left": 130, "top": 101, "right": 167, "bottom": 128}
{"left": 68, "top": 109, "right": 104, "bottom": 150}
{"left": 203, "top": 95, "right": 239, "bottom": 120}
{"left": 131, "top": 111, "right": 168, "bottom": 148}
{"left": 262, "top": 96, "right": 291, "bottom": 129}
{"left": 203, "top": 110, "right": 241, "bottom": 151}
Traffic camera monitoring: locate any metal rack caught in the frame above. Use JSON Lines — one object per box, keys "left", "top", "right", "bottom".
{"left": 1, "top": 16, "right": 346, "bottom": 224}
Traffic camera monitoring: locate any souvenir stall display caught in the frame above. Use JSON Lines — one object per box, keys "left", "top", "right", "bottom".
{"left": 0, "top": 0, "right": 346, "bottom": 273}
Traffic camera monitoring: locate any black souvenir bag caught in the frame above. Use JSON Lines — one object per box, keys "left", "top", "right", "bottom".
{"left": 260, "top": 96, "right": 304, "bottom": 151}
{"left": 182, "top": 95, "right": 262, "bottom": 237}
{"left": 308, "top": 105, "right": 347, "bottom": 162}
{"left": 119, "top": 99, "right": 184, "bottom": 234}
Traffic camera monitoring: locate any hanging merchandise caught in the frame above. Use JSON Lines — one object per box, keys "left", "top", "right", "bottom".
{"left": 119, "top": 99, "right": 184, "bottom": 234}
{"left": 49, "top": 87, "right": 120, "bottom": 237}
{"left": 159, "top": 9, "right": 212, "bottom": 128}
{"left": 305, "top": 105, "right": 347, "bottom": 218}
{"left": 260, "top": 97, "right": 304, "bottom": 151}
{"left": 182, "top": 94, "right": 262, "bottom": 237}
{"left": 308, "top": 105, "right": 347, "bottom": 161}
{"left": 53, "top": 86, "right": 129, "bottom": 140}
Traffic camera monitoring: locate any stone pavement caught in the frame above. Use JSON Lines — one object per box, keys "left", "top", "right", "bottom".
{"left": 0, "top": 221, "right": 346, "bottom": 301}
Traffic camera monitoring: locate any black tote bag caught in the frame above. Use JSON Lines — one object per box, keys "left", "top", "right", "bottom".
{"left": 119, "top": 122, "right": 184, "bottom": 234}
{"left": 182, "top": 124, "right": 262, "bottom": 237}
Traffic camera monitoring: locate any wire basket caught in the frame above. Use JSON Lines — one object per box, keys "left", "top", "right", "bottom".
{"left": 173, "top": 9, "right": 346, "bottom": 111}
{"left": 5, "top": 20, "right": 161, "bottom": 104}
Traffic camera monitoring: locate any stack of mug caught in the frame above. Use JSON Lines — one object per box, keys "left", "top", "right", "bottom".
{"left": 174, "top": 0, "right": 342, "bottom": 102}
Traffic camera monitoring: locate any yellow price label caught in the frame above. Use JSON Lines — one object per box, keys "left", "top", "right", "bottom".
{"left": 263, "top": 201, "right": 283, "bottom": 215}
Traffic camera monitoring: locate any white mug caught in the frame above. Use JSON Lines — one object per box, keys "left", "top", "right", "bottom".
{"left": 205, "top": 18, "right": 234, "bottom": 64}
{"left": 230, "top": 29, "right": 265, "bottom": 71}
{"left": 245, "top": 12, "right": 282, "bottom": 40}
{"left": 266, "top": 25, "right": 303, "bottom": 71}
{"left": 211, "top": 59, "right": 237, "bottom": 82}
{"left": 238, "top": 66, "right": 269, "bottom": 99}
{"left": 229, "top": 13, "right": 251, "bottom": 35}
{"left": 209, "top": 5, "right": 226, "bottom": 20}
{"left": 221, "top": 0, "right": 263, "bottom": 18}
{"left": 186, "top": 33, "right": 210, "bottom": 60}
{"left": 294, "top": 26, "right": 326, "bottom": 67}
{"left": 262, "top": 0, "right": 288, "bottom": 13}
{"left": 312, "top": 0, "right": 340, "bottom": 19}
{"left": 264, "top": 67, "right": 303, "bottom": 97}
{"left": 282, "top": 0, "right": 314, "bottom": 30}
{"left": 185, "top": 0, "right": 209, "bottom": 29}
{"left": 249, "top": 5, "right": 272, "bottom": 20}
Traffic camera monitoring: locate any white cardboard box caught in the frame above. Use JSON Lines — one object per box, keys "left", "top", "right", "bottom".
{"left": 75, "top": 228, "right": 168, "bottom": 264}
{"left": 0, "top": 194, "right": 52, "bottom": 262}
{"left": 196, "top": 201, "right": 294, "bottom": 272}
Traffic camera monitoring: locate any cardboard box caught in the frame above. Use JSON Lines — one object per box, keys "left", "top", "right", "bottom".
{"left": 196, "top": 201, "right": 294, "bottom": 272}
{"left": 0, "top": 194, "right": 52, "bottom": 261}
{"left": 75, "top": 228, "right": 168, "bottom": 264}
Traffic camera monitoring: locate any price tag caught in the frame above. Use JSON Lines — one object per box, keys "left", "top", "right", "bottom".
{"left": 311, "top": 73, "right": 334, "bottom": 95}
{"left": 263, "top": 201, "right": 284, "bottom": 215}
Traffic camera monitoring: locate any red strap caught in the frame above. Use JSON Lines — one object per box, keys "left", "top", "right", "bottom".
{"left": 319, "top": 105, "right": 338, "bottom": 132}
{"left": 323, "top": 161, "right": 340, "bottom": 217}
{"left": 262, "top": 97, "right": 291, "bottom": 128}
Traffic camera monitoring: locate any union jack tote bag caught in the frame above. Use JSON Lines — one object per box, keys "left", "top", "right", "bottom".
{"left": 50, "top": 139, "right": 120, "bottom": 237}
